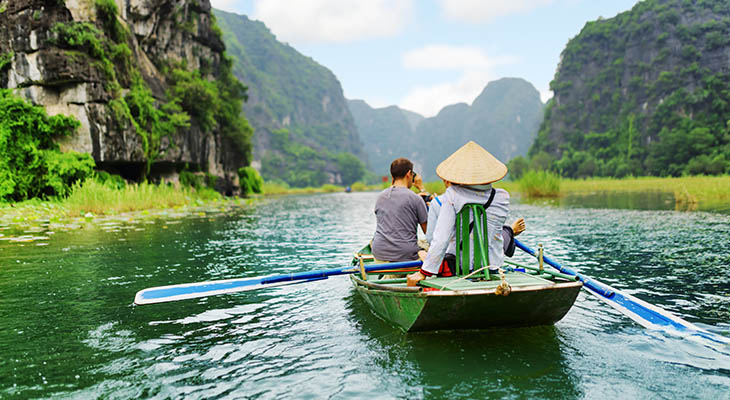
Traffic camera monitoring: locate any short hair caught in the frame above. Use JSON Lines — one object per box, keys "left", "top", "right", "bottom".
{"left": 390, "top": 158, "right": 413, "bottom": 179}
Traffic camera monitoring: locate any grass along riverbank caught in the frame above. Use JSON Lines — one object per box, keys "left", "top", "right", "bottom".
{"left": 0, "top": 179, "right": 252, "bottom": 241}
{"left": 557, "top": 175, "right": 730, "bottom": 211}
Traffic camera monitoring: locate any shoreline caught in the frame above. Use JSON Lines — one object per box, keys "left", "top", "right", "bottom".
{"left": 2, "top": 175, "right": 727, "bottom": 228}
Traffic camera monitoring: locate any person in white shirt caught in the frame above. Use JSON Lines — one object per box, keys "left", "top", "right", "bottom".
{"left": 407, "top": 141, "right": 519, "bottom": 286}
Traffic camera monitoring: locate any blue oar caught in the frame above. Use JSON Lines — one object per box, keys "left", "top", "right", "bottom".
{"left": 515, "top": 238, "right": 730, "bottom": 345}
{"left": 134, "top": 260, "right": 422, "bottom": 305}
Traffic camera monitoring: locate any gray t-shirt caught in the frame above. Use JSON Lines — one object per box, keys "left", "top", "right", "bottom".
{"left": 372, "top": 186, "right": 428, "bottom": 261}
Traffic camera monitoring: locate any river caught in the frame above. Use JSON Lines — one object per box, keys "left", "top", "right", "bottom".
{"left": 1, "top": 192, "right": 729, "bottom": 399}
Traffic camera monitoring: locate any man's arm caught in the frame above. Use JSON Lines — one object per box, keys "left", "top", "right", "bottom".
{"left": 420, "top": 222, "right": 427, "bottom": 234}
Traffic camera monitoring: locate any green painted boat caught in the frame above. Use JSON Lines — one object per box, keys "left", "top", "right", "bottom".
{"left": 350, "top": 245, "right": 582, "bottom": 332}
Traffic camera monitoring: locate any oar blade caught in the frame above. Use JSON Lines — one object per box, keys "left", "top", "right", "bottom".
{"left": 514, "top": 238, "right": 730, "bottom": 345}
{"left": 134, "top": 276, "right": 267, "bottom": 305}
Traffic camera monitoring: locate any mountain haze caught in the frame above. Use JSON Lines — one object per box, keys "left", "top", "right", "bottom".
{"left": 214, "top": 10, "right": 366, "bottom": 186}
{"left": 347, "top": 100, "right": 420, "bottom": 177}
{"left": 350, "top": 78, "right": 544, "bottom": 181}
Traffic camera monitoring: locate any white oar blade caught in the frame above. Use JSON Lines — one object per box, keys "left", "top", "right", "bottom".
{"left": 134, "top": 276, "right": 267, "bottom": 305}
{"left": 134, "top": 276, "right": 330, "bottom": 305}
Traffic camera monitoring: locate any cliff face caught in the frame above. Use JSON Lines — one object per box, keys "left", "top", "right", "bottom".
{"left": 214, "top": 9, "right": 367, "bottom": 187}
{"left": 533, "top": 0, "right": 730, "bottom": 177}
{"left": 0, "top": 0, "right": 250, "bottom": 193}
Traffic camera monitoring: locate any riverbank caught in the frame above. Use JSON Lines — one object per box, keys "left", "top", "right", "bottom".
{"left": 550, "top": 175, "right": 730, "bottom": 211}
{"left": 0, "top": 180, "right": 253, "bottom": 244}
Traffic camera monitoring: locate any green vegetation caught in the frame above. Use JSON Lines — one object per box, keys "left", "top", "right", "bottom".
{"left": 531, "top": 0, "right": 730, "bottom": 178}
{"left": 238, "top": 166, "right": 263, "bottom": 195}
{"left": 63, "top": 178, "right": 221, "bottom": 215}
{"left": 517, "top": 170, "right": 561, "bottom": 198}
{"left": 261, "top": 128, "right": 366, "bottom": 187}
{"left": 50, "top": 1, "right": 252, "bottom": 181}
{"left": 0, "top": 89, "right": 95, "bottom": 201}
{"left": 214, "top": 10, "right": 365, "bottom": 187}
{"left": 0, "top": 51, "right": 13, "bottom": 70}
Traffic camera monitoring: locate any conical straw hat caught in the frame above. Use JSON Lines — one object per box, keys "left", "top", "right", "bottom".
{"left": 436, "top": 141, "right": 508, "bottom": 185}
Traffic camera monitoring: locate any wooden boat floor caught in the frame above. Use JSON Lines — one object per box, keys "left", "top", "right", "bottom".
{"left": 366, "top": 272, "right": 555, "bottom": 292}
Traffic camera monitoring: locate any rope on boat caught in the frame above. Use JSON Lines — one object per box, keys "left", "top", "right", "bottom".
{"left": 495, "top": 268, "right": 511, "bottom": 296}
{"left": 438, "top": 266, "right": 490, "bottom": 291}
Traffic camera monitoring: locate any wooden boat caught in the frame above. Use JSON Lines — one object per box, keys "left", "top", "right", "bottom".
{"left": 350, "top": 244, "right": 582, "bottom": 332}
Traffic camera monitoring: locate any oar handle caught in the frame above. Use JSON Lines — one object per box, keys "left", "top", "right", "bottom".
{"left": 259, "top": 260, "right": 422, "bottom": 285}
{"left": 514, "top": 238, "right": 614, "bottom": 298}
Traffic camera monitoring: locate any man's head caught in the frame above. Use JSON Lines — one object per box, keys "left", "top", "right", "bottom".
{"left": 390, "top": 157, "right": 413, "bottom": 180}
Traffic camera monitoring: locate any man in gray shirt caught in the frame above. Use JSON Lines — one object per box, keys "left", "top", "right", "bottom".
{"left": 372, "top": 158, "right": 428, "bottom": 262}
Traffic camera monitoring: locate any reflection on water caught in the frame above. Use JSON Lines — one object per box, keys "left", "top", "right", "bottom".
{"left": 1, "top": 192, "right": 729, "bottom": 398}
{"left": 522, "top": 190, "right": 730, "bottom": 214}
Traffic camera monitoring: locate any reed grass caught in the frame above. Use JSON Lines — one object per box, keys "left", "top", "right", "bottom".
{"left": 559, "top": 175, "right": 730, "bottom": 211}
{"left": 517, "top": 170, "right": 561, "bottom": 198}
{"left": 62, "top": 179, "right": 222, "bottom": 215}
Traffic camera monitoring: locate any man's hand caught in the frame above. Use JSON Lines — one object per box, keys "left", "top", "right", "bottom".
{"left": 407, "top": 271, "right": 426, "bottom": 286}
{"left": 413, "top": 174, "right": 425, "bottom": 192}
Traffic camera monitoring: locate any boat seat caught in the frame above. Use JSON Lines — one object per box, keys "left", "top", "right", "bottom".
{"left": 454, "top": 203, "right": 491, "bottom": 280}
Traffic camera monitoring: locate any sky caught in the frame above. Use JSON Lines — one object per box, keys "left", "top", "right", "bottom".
{"left": 211, "top": 0, "right": 640, "bottom": 117}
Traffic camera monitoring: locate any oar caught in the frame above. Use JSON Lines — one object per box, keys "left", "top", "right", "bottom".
{"left": 134, "top": 260, "right": 422, "bottom": 305}
{"left": 515, "top": 238, "right": 730, "bottom": 345}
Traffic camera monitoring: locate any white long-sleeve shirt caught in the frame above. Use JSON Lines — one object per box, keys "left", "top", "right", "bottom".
{"left": 421, "top": 184, "right": 509, "bottom": 275}
{"left": 425, "top": 196, "right": 442, "bottom": 244}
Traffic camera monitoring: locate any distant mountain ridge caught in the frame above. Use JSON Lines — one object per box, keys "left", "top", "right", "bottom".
{"left": 350, "top": 78, "right": 544, "bottom": 180}
{"left": 214, "top": 10, "right": 367, "bottom": 187}
{"left": 347, "top": 100, "right": 420, "bottom": 177}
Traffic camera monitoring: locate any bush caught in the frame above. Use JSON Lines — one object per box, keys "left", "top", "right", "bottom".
{"left": 506, "top": 156, "right": 529, "bottom": 180}
{"left": 336, "top": 152, "right": 365, "bottom": 185}
{"left": 179, "top": 170, "right": 203, "bottom": 190}
{"left": 321, "top": 184, "right": 341, "bottom": 192}
{"left": 95, "top": 171, "right": 126, "bottom": 190}
{"left": 518, "top": 170, "right": 561, "bottom": 198}
{"left": 41, "top": 150, "right": 96, "bottom": 197}
{"left": 0, "top": 89, "right": 95, "bottom": 201}
{"left": 238, "top": 166, "right": 263, "bottom": 195}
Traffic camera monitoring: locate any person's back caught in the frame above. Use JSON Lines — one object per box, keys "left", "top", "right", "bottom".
{"left": 407, "top": 141, "right": 511, "bottom": 286}
{"left": 371, "top": 157, "right": 428, "bottom": 262}
{"left": 434, "top": 184, "right": 509, "bottom": 267}
{"left": 372, "top": 186, "right": 427, "bottom": 261}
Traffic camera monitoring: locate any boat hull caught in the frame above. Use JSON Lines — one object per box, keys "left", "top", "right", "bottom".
{"left": 351, "top": 275, "right": 582, "bottom": 332}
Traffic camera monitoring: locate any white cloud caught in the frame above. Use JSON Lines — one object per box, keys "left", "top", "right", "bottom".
{"left": 539, "top": 88, "right": 553, "bottom": 103}
{"left": 400, "top": 70, "right": 492, "bottom": 117}
{"left": 399, "top": 45, "right": 514, "bottom": 116}
{"left": 210, "top": 0, "right": 240, "bottom": 13}
{"left": 402, "top": 45, "right": 494, "bottom": 70}
{"left": 253, "top": 0, "right": 413, "bottom": 44}
{"left": 439, "top": 0, "right": 556, "bottom": 24}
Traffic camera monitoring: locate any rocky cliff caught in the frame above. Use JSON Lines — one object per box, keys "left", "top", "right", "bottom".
{"left": 532, "top": 0, "right": 730, "bottom": 177}
{"left": 0, "top": 0, "right": 252, "bottom": 194}
{"left": 214, "top": 9, "right": 367, "bottom": 187}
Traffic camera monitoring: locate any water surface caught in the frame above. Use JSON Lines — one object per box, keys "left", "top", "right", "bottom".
{"left": 1, "top": 193, "right": 729, "bottom": 399}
